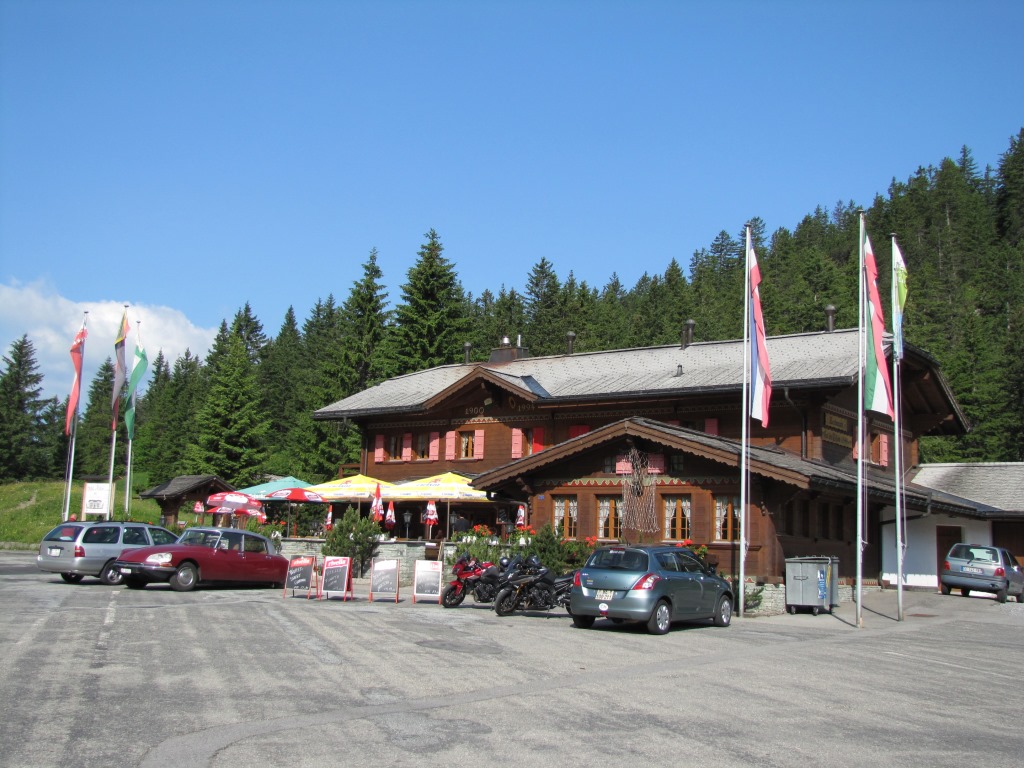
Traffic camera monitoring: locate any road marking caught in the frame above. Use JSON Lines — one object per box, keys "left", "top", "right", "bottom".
{"left": 883, "top": 650, "right": 1017, "bottom": 680}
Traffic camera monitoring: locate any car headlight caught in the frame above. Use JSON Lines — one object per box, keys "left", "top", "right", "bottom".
{"left": 145, "top": 552, "right": 173, "bottom": 565}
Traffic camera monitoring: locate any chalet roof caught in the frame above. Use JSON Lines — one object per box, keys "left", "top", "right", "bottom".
{"left": 471, "top": 417, "right": 981, "bottom": 517}
{"left": 140, "top": 475, "right": 234, "bottom": 501}
{"left": 313, "top": 328, "right": 966, "bottom": 434}
{"left": 911, "top": 463, "right": 1024, "bottom": 515}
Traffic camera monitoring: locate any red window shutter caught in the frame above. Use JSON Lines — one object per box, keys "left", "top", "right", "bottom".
{"left": 879, "top": 434, "right": 889, "bottom": 467}
{"left": 511, "top": 428, "right": 523, "bottom": 459}
{"left": 445, "top": 431, "right": 456, "bottom": 461}
{"left": 373, "top": 435, "right": 385, "bottom": 463}
{"left": 704, "top": 418, "right": 718, "bottom": 436}
{"left": 532, "top": 427, "right": 544, "bottom": 453}
{"left": 474, "top": 429, "right": 485, "bottom": 460}
{"left": 429, "top": 432, "right": 440, "bottom": 461}
{"left": 665, "top": 419, "right": 680, "bottom": 426}
{"left": 402, "top": 433, "right": 413, "bottom": 462}
{"left": 568, "top": 425, "right": 590, "bottom": 438}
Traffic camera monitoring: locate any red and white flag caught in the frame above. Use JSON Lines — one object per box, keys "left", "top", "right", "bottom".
{"left": 385, "top": 501, "right": 396, "bottom": 529}
{"left": 515, "top": 505, "right": 526, "bottom": 529}
{"left": 371, "top": 483, "right": 384, "bottom": 522}
{"left": 747, "top": 236, "right": 773, "bottom": 427}
{"left": 65, "top": 319, "right": 88, "bottom": 435}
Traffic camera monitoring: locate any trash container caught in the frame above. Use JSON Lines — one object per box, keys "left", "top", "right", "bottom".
{"left": 785, "top": 556, "right": 839, "bottom": 615}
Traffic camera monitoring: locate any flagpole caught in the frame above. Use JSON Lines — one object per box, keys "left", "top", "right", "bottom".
{"left": 108, "top": 305, "right": 130, "bottom": 519}
{"left": 124, "top": 319, "right": 142, "bottom": 518}
{"left": 739, "top": 224, "right": 752, "bottom": 619}
{"left": 856, "top": 213, "right": 866, "bottom": 629}
{"left": 891, "top": 234, "right": 905, "bottom": 622}
{"left": 63, "top": 311, "right": 89, "bottom": 522}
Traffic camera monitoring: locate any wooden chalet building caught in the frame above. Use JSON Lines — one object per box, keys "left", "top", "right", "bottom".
{"left": 313, "top": 323, "right": 974, "bottom": 582}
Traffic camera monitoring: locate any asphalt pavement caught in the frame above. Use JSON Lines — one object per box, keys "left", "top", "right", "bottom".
{"left": 1, "top": 550, "right": 1022, "bottom": 768}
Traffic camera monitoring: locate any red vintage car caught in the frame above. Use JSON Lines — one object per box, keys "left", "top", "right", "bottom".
{"left": 113, "top": 527, "right": 288, "bottom": 591}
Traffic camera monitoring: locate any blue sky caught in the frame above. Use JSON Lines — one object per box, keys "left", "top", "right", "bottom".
{"left": 2, "top": 0, "right": 1022, "bottom": 399}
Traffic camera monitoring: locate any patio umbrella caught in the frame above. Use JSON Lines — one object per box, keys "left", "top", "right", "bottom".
{"left": 266, "top": 488, "right": 326, "bottom": 503}
{"left": 206, "top": 491, "right": 263, "bottom": 516}
{"left": 306, "top": 474, "right": 394, "bottom": 501}
{"left": 210, "top": 506, "right": 267, "bottom": 523}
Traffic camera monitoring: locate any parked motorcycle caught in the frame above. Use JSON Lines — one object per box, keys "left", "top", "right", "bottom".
{"left": 441, "top": 553, "right": 523, "bottom": 608}
{"left": 494, "top": 554, "right": 575, "bottom": 616}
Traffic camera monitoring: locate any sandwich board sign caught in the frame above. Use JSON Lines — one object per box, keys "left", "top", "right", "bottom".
{"left": 368, "top": 558, "right": 400, "bottom": 602}
{"left": 284, "top": 555, "right": 317, "bottom": 599}
{"left": 320, "top": 556, "right": 353, "bottom": 601}
{"left": 413, "top": 560, "right": 444, "bottom": 604}
{"left": 82, "top": 482, "right": 113, "bottom": 520}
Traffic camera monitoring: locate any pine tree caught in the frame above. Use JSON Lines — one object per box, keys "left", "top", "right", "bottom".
{"left": 231, "top": 302, "right": 268, "bottom": 365}
{"left": 75, "top": 359, "right": 121, "bottom": 477}
{"left": 183, "top": 333, "right": 269, "bottom": 487}
{"left": 523, "top": 257, "right": 562, "bottom": 355}
{"left": 259, "top": 307, "right": 307, "bottom": 476}
{"left": 388, "top": 229, "right": 468, "bottom": 374}
{"left": 0, "top": 336, "right": 58, "bottom": 479}
{"left": 339, "top": 248, "right": 391, "bottom": 394}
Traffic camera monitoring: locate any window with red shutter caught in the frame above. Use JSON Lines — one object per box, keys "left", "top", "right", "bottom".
{"left": 429, "top": 432, "right": 440, "bottom": 461}
{"left": 474, "top": 429, "right": 485, "bottom": 460}
{"left": 704, "top": 418, "right": 718, "bottom": 436}
{"left": 445, "top": 431, "right": 457, "bottom": 461}
{"left": 402, "top": 433, "right": 413, "bottom": 462}
{"left": 532, "top": 427, "right": 544, "bottom": 453}
{"left": 511, "top": 428, "right": 523, "bottom": 459}
{"left": 373, "top": 435, "right": 385, "bottom": 464}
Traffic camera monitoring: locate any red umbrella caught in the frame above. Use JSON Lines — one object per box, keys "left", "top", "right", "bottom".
{"left": 206, "top": 491, "right": 263, "bottom": 516}
{"left": 266, "top": 488, "right": 326, "bottom": 503}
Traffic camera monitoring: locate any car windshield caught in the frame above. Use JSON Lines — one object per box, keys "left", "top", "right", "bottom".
{"left": 43, "top": 525, "right": 85, "bottom": 542}
{"left": 588, "top": 548, "right": 649, "bottom": 571}
{"left": 178, "top": 530, "right": 220, "bottom": 548}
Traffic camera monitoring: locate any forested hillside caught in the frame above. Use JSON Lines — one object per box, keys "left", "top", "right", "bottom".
{"left": 3, "top": 130, "right": 1023, "bottom": 486}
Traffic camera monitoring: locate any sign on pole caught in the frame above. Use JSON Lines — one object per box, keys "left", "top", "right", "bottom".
{"left": 81, "top": 482, "right": 113, "bottom": 520}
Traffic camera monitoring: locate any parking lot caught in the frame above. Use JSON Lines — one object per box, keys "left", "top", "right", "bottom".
{"left": 2, "top": 550, "right": 1023, "bottom": 768}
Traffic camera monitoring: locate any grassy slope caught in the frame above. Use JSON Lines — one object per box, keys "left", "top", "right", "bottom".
{"left": 0, "top": 480, "right": 163, "bottom": 548}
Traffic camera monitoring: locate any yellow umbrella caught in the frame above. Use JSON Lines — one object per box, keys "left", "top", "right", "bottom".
{"left": 306, "top": 474, "right": 395, "bottom": 501}
{"left": 382, "top": 472, "right": 489, "bottom": 501}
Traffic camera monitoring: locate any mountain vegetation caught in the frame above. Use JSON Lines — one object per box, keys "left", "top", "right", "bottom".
{"left": 2, "top": 129, "right": 1023, "bottom": 486}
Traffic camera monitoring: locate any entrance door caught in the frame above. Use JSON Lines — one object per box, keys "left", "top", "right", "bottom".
{"left": 935, "top": 525, "right": 963, "bottom": 588}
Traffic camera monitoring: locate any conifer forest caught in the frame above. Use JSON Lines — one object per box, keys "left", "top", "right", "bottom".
{"left": 3, "top": 129, "right": 1023, "bottom": 488}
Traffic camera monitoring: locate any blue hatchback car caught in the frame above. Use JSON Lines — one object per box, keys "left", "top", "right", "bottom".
{"left": 569, "top": 544, "right": 734, "bottom": 634}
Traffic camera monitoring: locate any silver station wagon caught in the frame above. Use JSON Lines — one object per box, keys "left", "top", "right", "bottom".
{"left": 37, "top": 521, "right": 178, "bottom": 586}
{"left": 570, "top": 544, "right": 734, "bottom": 634}
{"left": 940, "top": 543, "right": 1024, "bottom": 603}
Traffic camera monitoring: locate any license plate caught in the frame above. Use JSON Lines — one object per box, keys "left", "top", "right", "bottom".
{"left": 48, "top": 548, "right": 61, "bottom": 557}
{"left": 120, "top": 567, "right": 133, "bottom": 574}
{"left": 961, "top": 566, "right": 983, "bottom": 574}
{"left": 596, "top": 589, "right": 615, "bottom": 600}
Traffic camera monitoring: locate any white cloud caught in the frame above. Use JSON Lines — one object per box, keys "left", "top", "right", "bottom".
{"left": 0, "top": 279, "right": 217, "bottom": 400}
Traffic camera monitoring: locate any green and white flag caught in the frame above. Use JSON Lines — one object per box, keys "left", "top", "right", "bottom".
{"left": 124, "top": 341, "right": 148, "bottom": 440}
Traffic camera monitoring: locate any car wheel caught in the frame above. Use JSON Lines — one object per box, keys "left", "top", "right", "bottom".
{"left": 494, "top": 588, "right": 518, "bottom": 616}
{"left": 811, "top": 606, "right": 820, "bottom": 616}
{"left": 714, "top": 595, "right": 733, "bottom": 627}
{"left": 441, "top": 584, "right": 465, "bottom": 608}
{"left": 170, "top": 563, "right": 198, "bottom": 592}
{"left": 940, "top": 583, "right": 952, "bottom": 595}
{"left": 572, "top": 614, "right": 596, "bottom": 629}
{"left": 960, "top": 588, "right": 970, "bottom": 597}
{"left": 995, "top": 587, "right": 1008, "bottom": 603}
{"left": 786, "top": 604, "right": 796, "bottom": 615}
{"left": 123, "top": 577, "right": 146, "bottom": 589}
{"left": 59, "top": 573, "right": 84, "bottom": 584}
{"left": 99, "top": 561, "right": 123, "bottom": 586}
{"left": 646, "top": 599, "right": 671, "bottom": 635}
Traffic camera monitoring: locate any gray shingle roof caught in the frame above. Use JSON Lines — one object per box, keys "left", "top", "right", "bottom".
{"left": 911, "top": 463, "right": 1024, "bottom": 513}
{"left": 316, "top": 328, "right": 865, "bottom": 419}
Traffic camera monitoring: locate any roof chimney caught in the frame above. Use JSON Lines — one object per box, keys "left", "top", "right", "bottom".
{"left": 463, "top": 341, "right": 473, "bottom": 364}
{"left": 825, "top": 305, "right": 836, "bottom": 333}
{"left": 681, "top": 319, "right": 695, "bottom": 348}
{"left": 566, "top": 331, "right": 576, "bottom": 355}
{"left": 489, "top": 334, "right": 530, "bottom": 364}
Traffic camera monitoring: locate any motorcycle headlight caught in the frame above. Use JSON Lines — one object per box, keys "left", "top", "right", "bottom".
{"left": 145, "top": 552, "right": 173, "bottom": 565}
